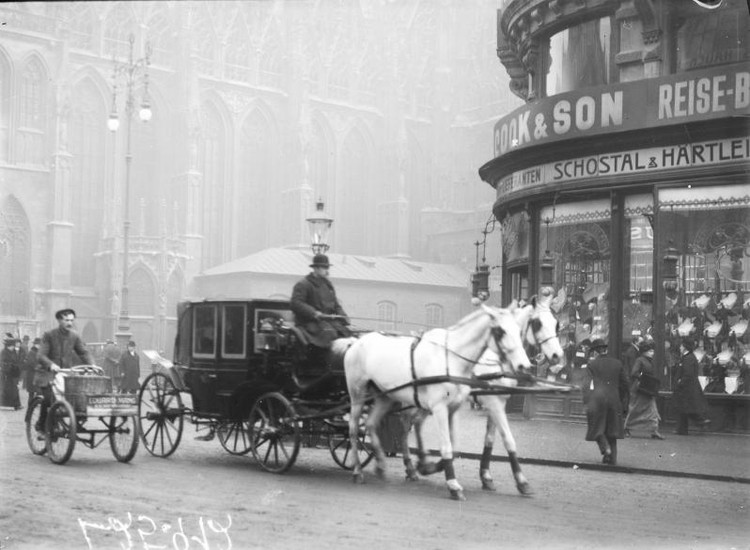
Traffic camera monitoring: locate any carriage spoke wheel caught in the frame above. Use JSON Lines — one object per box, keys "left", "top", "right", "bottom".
{"left": 138, "top": 372, "right": 184, "bottom": 458}
{"left": 109, "top": 415, "right": 140, "bottom": 463}
{"left": 46, "top": 400, "right": 77, "bottom": 465}
{"left": 217, "top": 418, "right": 252, "bottom": 455}
{"left": 25, "top": 396, "right": 47, "bottom": 456}
{"left": 248, "top": 392, "right": 300, "bottom": 473}
{"left": 328, "top": 414, "right": 375, "bottom": 470}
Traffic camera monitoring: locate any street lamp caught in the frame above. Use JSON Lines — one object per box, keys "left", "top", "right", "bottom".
{"left": 108, "top": 33, "right": 152, "bottom": 345}
{"left": 306, "top": 198, "right": 333, "bottom": 254}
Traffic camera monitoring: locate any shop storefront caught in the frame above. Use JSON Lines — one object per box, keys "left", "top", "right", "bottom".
{"left": 480, "top": 0, "right": 749, "bottom": 429}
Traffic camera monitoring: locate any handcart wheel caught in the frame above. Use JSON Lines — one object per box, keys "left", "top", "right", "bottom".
{"left": 109, "top": 415, "right": 140, "bottom": 463}
{"left": 138, "top": 372, "right": 184, "bottom": 458}
{"left": 327, "top": 414, "right": 375, "bottom": 470}
{"left": 46, "top": 400, "right": 77, "bottom": 465}
{"left": 217, "top": 418, "right": 252, "bottom": 455}
{"left": 25, "top": 395, "right": 47, "bottom": 456}
{"left": 248, "top": 392, "right": 300, "bottom": 473}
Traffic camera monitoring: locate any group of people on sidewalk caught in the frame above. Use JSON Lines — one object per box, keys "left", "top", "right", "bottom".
{"left": 581, "top": 335, "right": 712, "bottom": 465}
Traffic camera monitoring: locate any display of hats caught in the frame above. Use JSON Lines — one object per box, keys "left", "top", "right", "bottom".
{"left": 694, "top": 348, "right": 706, "bottom": 363}
{"left": 677, "top": 318, "right": 695, "bottom": 336}
{"left": 704, "top": 321, "right": 722, "bottom": 338}
{"left": 692, "top": 294, "right": 710, "bottom": 310}
{"left": 730, "top": 319, "right": 748, "bottom": 337}
{"left": 720, "top": 292, "right": 738, "bottom": 309}
{"left": 717, "top": 350, "right": 734, "bottom": 365}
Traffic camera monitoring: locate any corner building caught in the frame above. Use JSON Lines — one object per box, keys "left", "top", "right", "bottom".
{"left": 479, "top": 0, "right": 750, "bottom": 395}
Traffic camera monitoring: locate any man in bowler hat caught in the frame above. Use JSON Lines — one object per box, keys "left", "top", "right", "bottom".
{"left": 291, "top": 254, "right": 352, "bottom": 364}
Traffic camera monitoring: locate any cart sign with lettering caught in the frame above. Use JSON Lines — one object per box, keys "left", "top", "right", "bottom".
{"left": 87, "top": 395, "right": 138, "bottom": 417}
{"left": 493, "top": 63, "right": 749, "bottom": 158}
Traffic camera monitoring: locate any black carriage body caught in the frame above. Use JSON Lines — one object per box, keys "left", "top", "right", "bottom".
{"left": 174, "top": 299, "right": 298, "bottom": 418}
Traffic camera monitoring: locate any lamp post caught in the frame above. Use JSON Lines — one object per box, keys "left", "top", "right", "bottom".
{"left": 306, "top": 198, "right": 333, "bottom": 254}
{"left": 108, "top": 33, "right": 152, "bottom": 346}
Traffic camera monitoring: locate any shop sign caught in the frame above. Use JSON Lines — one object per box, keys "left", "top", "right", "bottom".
{"left": 493, "top": 63, "right": 749, "bottom": 158}
{"left": 496, "top": 137, "right": 749, "bottom": 197}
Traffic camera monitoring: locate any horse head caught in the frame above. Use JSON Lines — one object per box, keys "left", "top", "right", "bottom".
{"left": 481, "top": 305, "right": 531, "bottom": 372}
{"left": 518, "top": 288, "right": 564, "bottom": 365}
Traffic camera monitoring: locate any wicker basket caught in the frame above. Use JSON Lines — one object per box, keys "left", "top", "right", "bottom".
{"left": 64, "top": 375, "right": 112, "bottom": 413}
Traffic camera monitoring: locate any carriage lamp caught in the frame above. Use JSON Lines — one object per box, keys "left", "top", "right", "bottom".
{"left": 540, "top": 250, "right": 555, "bottom": 287}
{"left": 662, "top": 242, "right": 680, "bottom": 291}
{"left": 306, "top": 198, "right": 333, "bottom": 254}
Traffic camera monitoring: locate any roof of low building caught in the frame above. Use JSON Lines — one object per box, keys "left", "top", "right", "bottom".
{"left": 197, "top": 247, "right": 469, "bottom": 288}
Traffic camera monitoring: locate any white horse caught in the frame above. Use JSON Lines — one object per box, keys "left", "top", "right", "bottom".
{"left": 475, "top": 288, "right": 564, "bottom": 495}
{"left": 344, "top": 305, "right": 531, "bottom": 501}
{"left": 393, "top": 289, "right": 564, "bottom": 495}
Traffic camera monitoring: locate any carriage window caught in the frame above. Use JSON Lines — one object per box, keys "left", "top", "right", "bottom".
{"left": 254, "top": 309, "right": 294, "bottom": 353}
{"left": 223, "top": 305, "right": 246, "bottom": 358}
{"left": 193, "top": 305, "right": 217, "bottom": 358}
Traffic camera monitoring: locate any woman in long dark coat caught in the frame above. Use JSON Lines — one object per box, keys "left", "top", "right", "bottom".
{"left": 0, "top": 337, "right": 22, "bottom": 410}
{"left": 582, "top": 339, "right": 630, "bottom": 465}
{"left": 624, "top": 341, "right": 664, "bottom": 439}
{"left": 673, "top": 339, "right": 710, "bottom": 435}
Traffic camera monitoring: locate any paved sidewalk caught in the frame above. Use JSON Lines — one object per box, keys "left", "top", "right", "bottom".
{"left": 416, "top": 405, "right": 750, "bottom": 482}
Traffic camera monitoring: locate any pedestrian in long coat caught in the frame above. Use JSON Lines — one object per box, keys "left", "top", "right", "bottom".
{"left": 673, "top": 339, "right": 710, "bottom": 435}
{"left": 624, "top": 341, "right": 664, "bottom": 439}
{"left": 582, "top": 338, "right": 630, "bottom": 465}
{"left": 0, "top": 337, "right": 22, "bottom": 409}
{"left": 118, "top": 341, "right": 140, "bottom": 393}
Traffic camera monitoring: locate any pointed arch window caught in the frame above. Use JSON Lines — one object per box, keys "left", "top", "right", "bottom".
{"left": 200, "top": 106, "right": 226, "bottom": 270}
{"left": 377, "top": 301, "right": 397, "bottom": 332}
{"left": 129, "top": 268, "right": 156, "bottom": 317}
{"left": 0, "top": 196, "right": 31, "bottom": 317}
{"left": 17, "top": 58, "right": 46, "bottom": 165}
{"left": 70, "top": 80, "right": 105, "bottom": 286}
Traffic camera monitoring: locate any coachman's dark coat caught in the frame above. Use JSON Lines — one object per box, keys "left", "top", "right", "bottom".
{"left": 582, "top": 355, "right": 630, "bottom": 441}
{"left": 291, "top": 273, "right": 351, "bottom": 347}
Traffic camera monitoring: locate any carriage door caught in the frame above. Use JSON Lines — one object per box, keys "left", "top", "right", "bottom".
{"left": 191, "top": 304, "right": 218, "bottom": 413}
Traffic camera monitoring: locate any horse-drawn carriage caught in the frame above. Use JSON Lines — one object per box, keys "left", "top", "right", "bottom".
{"left": 138, "top": 292, "right": 575, "bottom": 500}
{"left": 137, "top": 298, "right": 373, "bottom": 473}
{"left": 25, "top": 365, "right": 140, "bottom": 465}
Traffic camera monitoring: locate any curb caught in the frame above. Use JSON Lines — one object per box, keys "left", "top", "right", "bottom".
{"left": 417, "top": 448, "right": 750, "bottom": 485}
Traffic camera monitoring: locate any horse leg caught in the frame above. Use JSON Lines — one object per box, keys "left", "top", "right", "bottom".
{"left": 364, "top": 397, "right": 393, "bottom": 480}
{"left": 432, "top": 403, "right": 465, "bottom": 501}
{"left": 398, "top": 409, "right": 419, "bottom": 481}
{"left": 477, "top": 395, "right": 498, "bottom": 491}
{"left": 348, "top": 399, "right": 366, "bottom": 484}
{"left": 486, "top": 395, "right": 532, "bottom": 495}
{"left": 414, "top": 414, "right": 444, "bottom": 476}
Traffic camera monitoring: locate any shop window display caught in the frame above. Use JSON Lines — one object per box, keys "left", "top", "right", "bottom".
{"left": 658, "top": 185, "right": 750, "bottom": 391}
{"left": 539, "top": 200, "right": 611, "bottom": 372}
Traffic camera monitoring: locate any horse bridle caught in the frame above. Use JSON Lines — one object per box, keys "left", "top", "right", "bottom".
{"left": 524, "top": 316, "right": 559, "bottom": 348}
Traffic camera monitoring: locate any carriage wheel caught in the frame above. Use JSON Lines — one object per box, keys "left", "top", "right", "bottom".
{"left": 248, "top": 392, "right": 300, "bottom": 474}
{"left": 109, "top": 416, "right": 140, "bottom": 463}
{"left": 138, "top": 372, "right": 184, "bottom": 458}
{"left": 46, "top": 400, "right": 77, "bottom": 465}
{"left": 217, "top": 418, "right": 252, "bottom": 455}
{"left": 25, "top": 396, "right": 47, "bottom": 456}
{"left": 327, "top": 415, "right": 375, "bottom": 470}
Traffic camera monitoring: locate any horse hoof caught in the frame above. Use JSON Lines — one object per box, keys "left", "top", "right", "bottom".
{"left": 449, "top": 489, "right": 467, "bottom": 501}
{"left": 352, "top": 473, "right": 365, "bottom": 484}
{"left": 417, "top": 461, "right": 443, "bottom": 476}
{"left": 517, "top": 482, "right": 533, "bottom": 496}
{"left": 375, "top": 466, "right": 386, "bottom": 480}
{"left": 481, "top": 479, "right": 497, "bottom": 492}
{"left": 405, "top": 472, "right": 419, "bottom": 482}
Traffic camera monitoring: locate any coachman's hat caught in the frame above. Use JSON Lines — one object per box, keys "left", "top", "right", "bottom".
{"left": 55, "top": 308, "right": 76, "bottom": 320}
{"left": 589, "top": 338, "right": 608, "bottom": 351}
{"left": 310, "top": 254, "right": 331, "bottom": 268}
